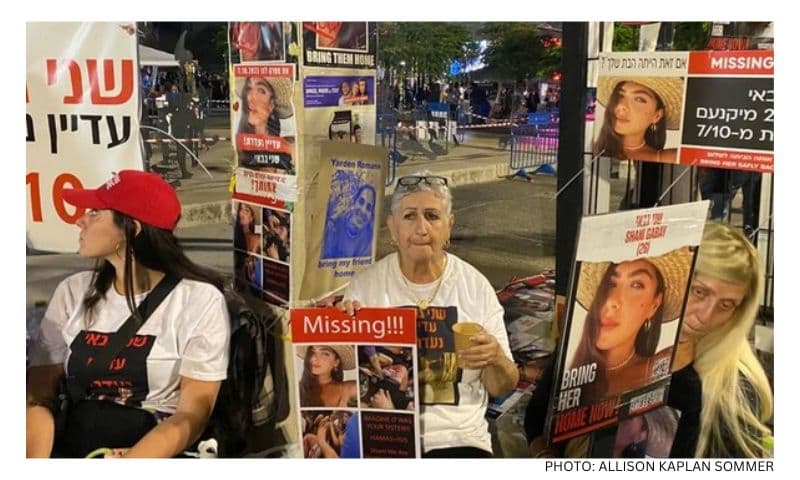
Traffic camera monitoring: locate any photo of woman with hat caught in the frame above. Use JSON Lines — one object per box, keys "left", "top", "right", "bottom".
{"left": 297, "top": 345, "right": 358, "bottom": 408}
{"left": 235, "top": 75, "right": 295, "bottom": 173}
{"left": 593, "top": 76, "right": 684, "bottom": 163}
{"left": 569, "top": 246, "right": 694, "bottom": 402}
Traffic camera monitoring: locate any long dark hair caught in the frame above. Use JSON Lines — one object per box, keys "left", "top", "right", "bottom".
{"left": 299, "top": 346, "right": 344, "bottom": 407}
{"left": 593, "top": 80, "right": 668, "bottom": 160}
{"left": 83, "top": 211, "right": 225, "bottom": 325}
{"left": 237, "top": 77, "right": 281, "bottom": 136}
{"left": 233, "top": 203, "right": 256, "bottom": 252}
{"left": 571, "top": 261, "right": 665, "bottom": 399}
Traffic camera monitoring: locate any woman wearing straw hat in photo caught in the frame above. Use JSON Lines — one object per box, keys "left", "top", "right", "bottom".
{"left": 235, "top": 76, "right": 295, "bottom": 173}
{"left": 570, "top": 246, "right": 693, "bottom": 402}
{"left": 593, "top": 76, "right": 684, "bottom": 163}
{"left": 297, "top": 345, "right": 358, "bottom": 408}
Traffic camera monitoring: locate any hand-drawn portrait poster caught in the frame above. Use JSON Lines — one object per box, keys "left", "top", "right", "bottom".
{"left": 295, "top": 141, "right": 386, "bottom": 304}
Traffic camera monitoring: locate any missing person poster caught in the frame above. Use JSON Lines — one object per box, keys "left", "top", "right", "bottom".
{"left": 545, "top": 201, "right": 708, "bottom": 444}
{"left": 290, "top": 307, "right": 421, "bottom": 458}
{"left": 593, "top": 51, "right": 773, "bottom": 173}
{"left": 232, "top": 63, "right": 298, "bottom": 177}
{"left": 232, "top": 198, "right": 292, "bottom": 307}
{"left": 26, "top": 22, "right": 142, "bottom": 252}
{"left": 295, "top": 141, "right": 386, "bottom": 304}
{"left": 302, "top": 22, "right": 377, "bottom": 69}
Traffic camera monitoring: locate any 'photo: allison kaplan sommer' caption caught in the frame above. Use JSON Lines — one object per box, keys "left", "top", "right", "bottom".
{"left": 544, "top": 459, "right": 774, "bottom": 473}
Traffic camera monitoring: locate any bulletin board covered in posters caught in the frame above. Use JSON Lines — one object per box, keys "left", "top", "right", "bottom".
{"left": 290, "top": 307, "right": 421, "bottom": 458}
{"left": 295, "top": 141, "right": 387, "bottom": 304}
{"left": 593, "top": 50, "right": 773, "bottom": 173}
{"left": 26, "top": 22, "right": 142, "bottom": 252}
{"left": 545, "top": 201, "right": 709, "bottom": 443}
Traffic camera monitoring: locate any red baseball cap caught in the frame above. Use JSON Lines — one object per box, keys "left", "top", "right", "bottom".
{"left": 62, "top": 170, "right": 181, "bottom": 230}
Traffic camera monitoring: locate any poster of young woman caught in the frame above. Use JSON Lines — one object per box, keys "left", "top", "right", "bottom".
{"left": 593, "top": 51, "right": 773, "bottom": 173}
{"left": 545, "top": 201, "right": 709, "bottom": 443}
{"left": 231, "top": 63, "right": 299, "bottom": 206}
{"left": 290, "top": 306, "right": 421, "bottom": 458}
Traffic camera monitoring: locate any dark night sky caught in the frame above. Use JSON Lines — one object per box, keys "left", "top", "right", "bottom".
{"left": 143, "top": 22, "right": 228, "bottom": 72}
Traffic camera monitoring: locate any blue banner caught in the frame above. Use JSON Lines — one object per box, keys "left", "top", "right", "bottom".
{"left": 304, "top": 76, "right": 374, "bottom": 108}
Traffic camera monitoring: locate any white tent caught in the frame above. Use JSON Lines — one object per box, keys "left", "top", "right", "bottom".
{"left": 138, "top": 44, "right": 179, "bottom": 67}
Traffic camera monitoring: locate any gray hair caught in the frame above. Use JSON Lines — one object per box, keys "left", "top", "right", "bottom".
{"left": 390, "top": 170, "right": 452, "bottom": 216}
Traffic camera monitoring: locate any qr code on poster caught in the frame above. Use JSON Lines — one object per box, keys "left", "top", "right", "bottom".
{"left": 651, "top": 356, "right": 670, "bottom": 378}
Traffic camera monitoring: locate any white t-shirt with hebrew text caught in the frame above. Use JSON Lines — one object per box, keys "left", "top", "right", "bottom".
{"left": 344, "top": 252, "right": 512, "bottom": 454}
{"left": 30, "top": 271, "right": 230, "bottom": 415}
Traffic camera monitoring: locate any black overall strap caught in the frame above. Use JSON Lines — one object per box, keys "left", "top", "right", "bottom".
{"left": 67, "top": 275, "right": 181, "bottom": 402}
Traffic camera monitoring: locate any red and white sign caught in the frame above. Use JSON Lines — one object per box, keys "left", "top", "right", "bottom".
{"left": 26, "top": 22, "right": 142, "bottom": 252}
{"left": 594, "top": 50, "right": 773, "bottom": 173}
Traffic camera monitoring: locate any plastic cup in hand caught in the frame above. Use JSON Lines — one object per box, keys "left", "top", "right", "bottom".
{"left": 453, "top": 322, "right": 484, "bottom": 365}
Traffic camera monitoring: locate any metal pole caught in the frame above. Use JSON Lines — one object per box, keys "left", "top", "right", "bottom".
{"left": 555, "top": 22, "right": 589, "bottom": 297}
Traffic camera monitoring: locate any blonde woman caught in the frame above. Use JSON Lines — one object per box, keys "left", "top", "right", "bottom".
{"left": 526, "top": 223, "right": 772, "bottom": 458}
{"left": 666, "top": 222, "right": 772, "bottom": 457}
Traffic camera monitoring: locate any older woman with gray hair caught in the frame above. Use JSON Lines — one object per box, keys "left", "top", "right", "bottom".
{"left": 340, "top": 171, "right": 519, "bottom": 458}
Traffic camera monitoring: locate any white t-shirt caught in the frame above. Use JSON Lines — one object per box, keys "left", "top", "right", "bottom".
{"left": 344, "top": 252, "right": 512, "bottom": 454}
{"left": 30, "top": 272, "right": 230, "bottom": 415}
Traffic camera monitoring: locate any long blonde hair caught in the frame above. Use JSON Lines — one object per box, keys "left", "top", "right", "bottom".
{"left": 692, "top": 222, "right": 772, "bottom": 457}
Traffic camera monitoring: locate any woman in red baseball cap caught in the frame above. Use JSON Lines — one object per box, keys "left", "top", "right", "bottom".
{"left": 26, "top": 170, "right": 230, "bottom": 458}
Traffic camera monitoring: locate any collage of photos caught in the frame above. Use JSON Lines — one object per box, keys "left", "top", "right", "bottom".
{"left": 295, "top": 344, "right": 419, "bottom": 458}
{"left": 233, "top": 199, "right": 292, "bottom": 307}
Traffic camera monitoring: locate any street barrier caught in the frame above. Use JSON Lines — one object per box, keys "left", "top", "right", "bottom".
{"left": 509, "top": 123, "right": 559, "bottom": 178}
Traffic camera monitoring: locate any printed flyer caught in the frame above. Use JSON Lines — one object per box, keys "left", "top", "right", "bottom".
{"left": 593, "top": 51, "right": 773, "bottom": 173}
{"left": 545, "top": 201, "right": 708, "bottom": 443}
{"left": 296, "top": 141, "right": 386, "bottom": 304}
{"left": 232, "top": 198, "right": 292, "bottom": 308}
{"left": 290, "top": 307, "right": 421, "bottom": 458}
